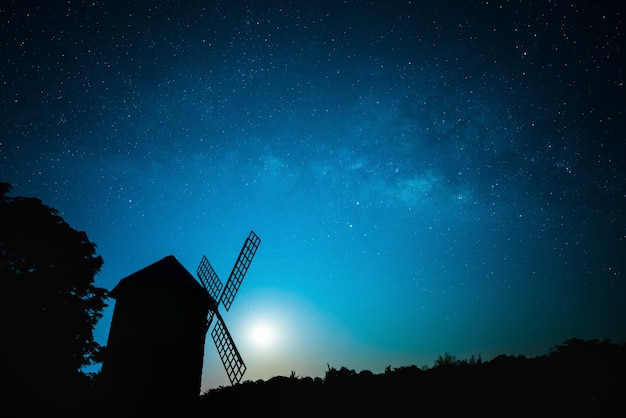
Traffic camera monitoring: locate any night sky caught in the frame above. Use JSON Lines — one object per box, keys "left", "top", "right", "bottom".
{"left": 2, "top": 1, "right": 624, "bottom": 390}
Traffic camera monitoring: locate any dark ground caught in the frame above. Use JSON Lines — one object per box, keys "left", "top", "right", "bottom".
{"left": 5, "top": 338, "right": 624, "bottom": 417}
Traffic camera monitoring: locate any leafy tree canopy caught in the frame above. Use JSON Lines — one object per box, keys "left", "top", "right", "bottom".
{"left": 0, "top": 182, "right": 108, "bottom": 407}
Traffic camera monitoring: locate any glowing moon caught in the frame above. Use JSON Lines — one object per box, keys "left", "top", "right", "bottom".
{"left": 249, "top": 321, "right": 276, "bottom": 347}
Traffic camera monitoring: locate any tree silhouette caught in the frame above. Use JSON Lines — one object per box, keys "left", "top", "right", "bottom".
{"left": 0, "top": 182, "right": 108, "bottom": 414}
{"left": 198, "top": 339, "right": 625, "bottom": 416}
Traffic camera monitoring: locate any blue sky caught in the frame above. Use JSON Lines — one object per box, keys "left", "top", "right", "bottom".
{"left": 2, "top": 1, "right": 624, "bottom": 390}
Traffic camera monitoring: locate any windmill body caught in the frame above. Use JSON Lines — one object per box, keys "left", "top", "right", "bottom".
{"left": 100, "top": 231, "right": 260, "bottom": 407}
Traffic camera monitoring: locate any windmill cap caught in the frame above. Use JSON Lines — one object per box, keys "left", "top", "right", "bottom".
{"left": 109, "top": 255, "right": 213, "bottom": 304}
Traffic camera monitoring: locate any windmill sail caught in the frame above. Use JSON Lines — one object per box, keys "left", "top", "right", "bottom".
{"left": 197, "top": 255, "right": 223, "bottom": 303}
{"left": 211, "top": 313, "right": 246, "bottom": 385}
{"left": 221, "top": 231, "right": 261, "bottom": 311}
{"left": 205, "top": 310, "right": 215, "bottom": 330}
{"left": 195, "top": 230, "right": 261, "bottom": 385}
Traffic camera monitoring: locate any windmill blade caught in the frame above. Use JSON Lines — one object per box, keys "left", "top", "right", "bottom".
{"left": 197, "top": 255, "right": 223, "bottom": 302}
{"left": 211, "top": 313, "right": 246, "bottom": 385}
{"left": 205, "top": 310, "right": 215, "bottom": 331}
{"left": 220, "top": 230, "right": 261, "bottom": 311}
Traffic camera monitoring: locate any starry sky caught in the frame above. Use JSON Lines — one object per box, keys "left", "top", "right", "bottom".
{"left": 2, "top": 1, "right": 624, "bottom": 390}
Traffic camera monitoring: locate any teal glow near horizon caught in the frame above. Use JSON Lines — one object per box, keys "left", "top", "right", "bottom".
{"left": 2, "top": 1, "right": 624, "bottom": 391}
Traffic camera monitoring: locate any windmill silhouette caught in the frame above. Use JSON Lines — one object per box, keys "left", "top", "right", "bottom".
{"left": 100, "top": 231, "right": 261, "bottom": 405}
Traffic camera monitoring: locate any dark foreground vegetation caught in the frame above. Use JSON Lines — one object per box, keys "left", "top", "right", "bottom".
{"left": 6, "top": 338, "right": 625, "bottom": 417}
{"left": 198, "top": 338, "right": 625, "bottom": 417}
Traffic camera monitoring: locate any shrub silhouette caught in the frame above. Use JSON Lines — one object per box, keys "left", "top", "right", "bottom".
{"left": 199, "top": 339, "right": 625, "bottom": 416}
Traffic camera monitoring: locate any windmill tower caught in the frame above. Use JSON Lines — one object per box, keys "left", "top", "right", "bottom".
{"left": 100, "top": 231, "right": 261, "bottom": 407}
